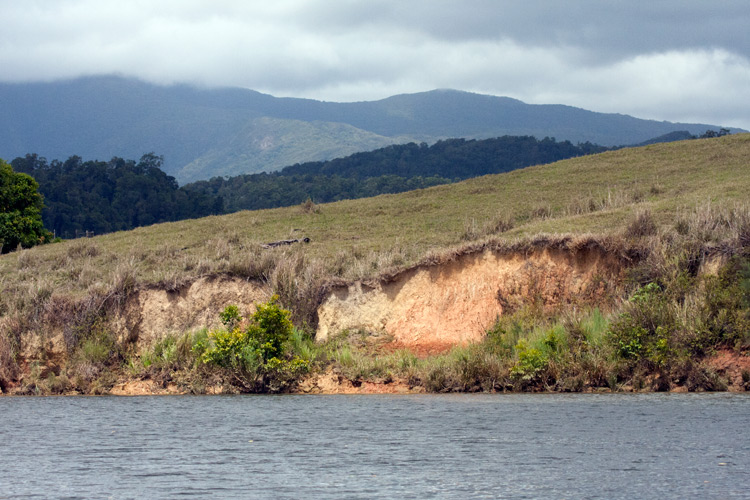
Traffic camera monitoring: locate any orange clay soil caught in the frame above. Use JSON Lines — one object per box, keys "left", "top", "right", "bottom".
{"left": 317, "top": 239, "right": 626, "bottom": 350}
{"left": 706, "top": 350, "right": 750, "bottom": 391}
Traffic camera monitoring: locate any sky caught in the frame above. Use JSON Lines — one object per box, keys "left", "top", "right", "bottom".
{"left": 1, "top": 0, "right": 749, "bottom": 129}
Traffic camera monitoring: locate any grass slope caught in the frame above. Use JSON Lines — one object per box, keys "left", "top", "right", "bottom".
{"left": 176, "top": 117, "right": 414, "bottom": 184}
{"left": 2, "top": 134, "right": 749, "bottom": 294}
{"left": 2, "top": 134, "right": 749, "bottom": 394}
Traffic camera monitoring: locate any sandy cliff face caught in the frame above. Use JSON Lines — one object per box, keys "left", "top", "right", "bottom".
{"left": 119, "top": 242, "right": 625, "bottom": 351}
{"left": 114, "top": 276, "right": 271, "bottom": 348}
{"left": 11, "top": 240, "right": 627, "bottom": 364}
{"left": 317, "top": 245, "right": 624, "bottom": 350}
{"left": 13, "top": 275, "right": 271, "bottom": 360}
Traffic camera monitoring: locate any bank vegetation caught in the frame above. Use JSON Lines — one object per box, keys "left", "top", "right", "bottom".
{"left": 1, "top": 135, "right": 749, "bottom": 394}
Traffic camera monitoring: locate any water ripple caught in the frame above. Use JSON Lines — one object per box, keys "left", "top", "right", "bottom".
{"left": 1, "top": 393, "right": 749, "bottom": 498}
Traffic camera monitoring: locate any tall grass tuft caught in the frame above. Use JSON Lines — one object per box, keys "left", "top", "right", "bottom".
{"left": 625, "top": 210, "right": 658, "bottom": 239}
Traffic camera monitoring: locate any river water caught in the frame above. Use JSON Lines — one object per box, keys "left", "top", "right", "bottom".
{"left": 1, "top": 393, "right": 748, "bottom": 499}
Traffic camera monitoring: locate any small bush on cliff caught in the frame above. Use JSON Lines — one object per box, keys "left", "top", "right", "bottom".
{"left": 698, "top": 256, "right": 750, "bottom": 350}
{"left": 607, "top": 283, "right": 679, "bottom": 370}
{"left": 198, "top": 297, "right": 310, "bottom": 392}
{"left": 510, "top": 340, "right": 548, "bottom": 382}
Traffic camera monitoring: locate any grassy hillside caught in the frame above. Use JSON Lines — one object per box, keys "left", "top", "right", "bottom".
{"left": 3, "top": 134, "right": 747, "bottom": 287}
{"left": 1, "top": 134, "right": 749, "bottom": 394}
{"left": 177, "top": 116, "right": 413, "bottom": 183}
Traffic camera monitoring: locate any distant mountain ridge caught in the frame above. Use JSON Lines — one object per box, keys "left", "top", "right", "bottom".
{"left": 0, "top": 75, "right": 742, "bottom": 183}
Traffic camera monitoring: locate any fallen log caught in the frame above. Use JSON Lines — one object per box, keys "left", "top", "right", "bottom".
{"left": 261, "top": 237, "right": 311, "bottom": 249}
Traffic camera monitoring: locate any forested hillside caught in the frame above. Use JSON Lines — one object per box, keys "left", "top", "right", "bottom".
{"left": 11, "top": 154, "right": 220, "bottom": 238}
{"left": 187, "top": 136, "right": 607, "bottom": 212}
{"left": 12, "top": 136, "right": 606, "bottom": 237}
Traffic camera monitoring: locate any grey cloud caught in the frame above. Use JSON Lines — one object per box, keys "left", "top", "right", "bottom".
{"left": 295, "top": 1, "right": 750, "bottom": 60}
{"left": 0, "top": 1, "right": 748, "bottom": 129}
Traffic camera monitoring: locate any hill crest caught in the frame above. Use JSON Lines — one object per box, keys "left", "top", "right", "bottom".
{"left": 0, "top": 75, "right": 743, "bottom": 183}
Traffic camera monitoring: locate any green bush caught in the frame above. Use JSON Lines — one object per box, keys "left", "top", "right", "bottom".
{"left": 607, "top": 282, "right": 680, "bottom": 368}
{"left": 510, "top": 340, "right": 548, "bottom": 382}
{"left": 699, "top": 256, "right": 750, "bottom": 349}
{"left": 199, "top": 296, "right": 309, "bottom": 392}
{"left": 219, "top": 304, "right": 241, "bottom": 330}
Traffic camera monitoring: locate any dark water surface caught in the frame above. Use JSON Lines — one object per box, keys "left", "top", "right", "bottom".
{"left": 1, "top": 393, "right": 748, "bottom": 499}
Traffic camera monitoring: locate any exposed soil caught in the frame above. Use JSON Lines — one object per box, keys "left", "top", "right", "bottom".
{"left": 707, "top": 349, "right": 750, "bottom": 391}
{"left": 113, "top": 275, "right": 270, "bottom": 348}
{"left": 110, "top": 380, "right": 186, "bottom": 396}
{"left": 296, "top": 368, "right": 422, "bottom": 394}
{"left": 317, "top": 243, "right": 624, "bottom": 349}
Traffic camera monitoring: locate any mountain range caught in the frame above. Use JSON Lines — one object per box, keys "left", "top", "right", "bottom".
{"left": 0, "top": 75, "right": 742, "bottom": 184}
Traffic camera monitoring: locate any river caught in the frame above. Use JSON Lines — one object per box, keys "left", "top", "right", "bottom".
{"left": 1, "top": 393, "right": 748, "bottom": 499}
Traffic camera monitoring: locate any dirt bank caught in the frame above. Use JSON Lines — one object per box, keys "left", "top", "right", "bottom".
{"left": 317, "top": 239, "right": 627, "bottom": 349}
{"left": 707, "top": 350, "right": 750, "bottom": 391}
{"left": 12, "top": 275, "right": 270, "bottom": 363}
{"left": 113, "top": 275, "right": 271, "bottom": 348}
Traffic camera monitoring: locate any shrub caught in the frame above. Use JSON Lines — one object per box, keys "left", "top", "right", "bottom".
{"left": 419, "top": 348, "right": 506, "bottom": 393}
{"left": 199, "top": 296, "right": 310, "bottom": 392}
{"left": 607, "top": 282, "right": 680, "bottom": 370}
{"left": 698, "top": 256, "right": 750, "bottom": 349}
{"left": 460, "top": 218, "right": 480, "bottom": 241}
{"left": 137, "top": 333, "right": 197, "bottom": 373}
{"left": 73, "top": 318, "right": 117, "bottom": 366}
{"left": 219, "top": 304, "right": 241, "bottom": 330}
{"left": 510, "top": 340, "right": 548, "bottom": 382}
{"left": 300, "top": 198, "right": 320, "bottom": 214}
{"left": 486, "top": 215, "right": 514, "bottom": 234}
{"left": 446, "top": 345, "right": 505, "bottom": 392}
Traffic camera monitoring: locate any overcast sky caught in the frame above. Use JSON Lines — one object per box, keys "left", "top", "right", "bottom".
{"left": 1, "top": 0, "right": 748, "bottom": 129}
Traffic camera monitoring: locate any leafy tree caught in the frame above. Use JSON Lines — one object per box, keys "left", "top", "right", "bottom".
{"left": 700, "top": 128, "right": 731, "bottom": 139}
{"left": 0, "top": 159, "right": 52, "bottom": 253}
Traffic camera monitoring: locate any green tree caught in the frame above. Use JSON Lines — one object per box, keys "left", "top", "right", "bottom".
{"left": 0, "top": 159, "right": 52, "bottom": 253}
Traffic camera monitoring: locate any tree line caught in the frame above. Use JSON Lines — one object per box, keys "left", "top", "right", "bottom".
{"left": 184, "top": 136, "right": 607, "bottom": 212}
{"left": 9, "top": 136, "right": 608, "bottom": 241}
{"left": 11, "top": 153, "right": 221, "bottom": 239}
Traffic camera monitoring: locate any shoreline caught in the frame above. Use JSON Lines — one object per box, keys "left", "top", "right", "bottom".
{"left": 3, "top": 348, "right": 747, "bottom": 396}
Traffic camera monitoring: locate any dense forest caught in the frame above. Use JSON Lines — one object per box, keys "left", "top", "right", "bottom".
{"left": 184, "top": 136, "right": 607, "bottom": 212}
{"left": 281, "top": 136, "right": 606, "bottom": 179}
{"left": 11, "top": 136, "right": 608, "bottom": 238}
{"left": 11, "top": 154, "right": 220, "bottom": 238}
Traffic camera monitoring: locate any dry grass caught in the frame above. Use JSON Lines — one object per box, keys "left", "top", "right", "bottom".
{"left": 3, "top": 135, "right": 748, "bottom": 295}
{"left": 1, "top": 134, "right": 750, "bottom": 392}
